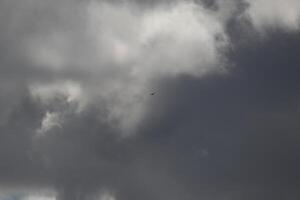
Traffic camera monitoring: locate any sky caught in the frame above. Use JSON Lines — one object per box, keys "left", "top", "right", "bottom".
{"left": 0, "top": 0, "right": 300, "bottom": 199}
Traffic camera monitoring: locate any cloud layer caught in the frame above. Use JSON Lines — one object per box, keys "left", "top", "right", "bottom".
{"left": 1, "top": 0, "right": 300, "bottom": 199}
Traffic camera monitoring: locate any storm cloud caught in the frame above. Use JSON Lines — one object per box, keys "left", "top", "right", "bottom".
{"left": 1, "top": 0, "right": 300, "bottom": 199}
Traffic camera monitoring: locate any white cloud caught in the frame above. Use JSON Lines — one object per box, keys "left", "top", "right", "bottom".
{"left": 25, "top": 1, "right": 230, "bottom": 136}
{"left": 23, "top": 195, "right": 56, "bottom": 200}
{"left": 84, "top": 1, "right": 229, "bottom": 135}
{"left": 30, "top": 81, "right": 87, "bottom": 136}
{"left": 88, "top": 1, "right": 228, "bottom": 78}
{"left": 245, "top": 0, "right": 300, "bottom": 32}
{"left": 37, "top": 111, "right": 61, "bottom": 135}
{"left": 0, "top": 194, "right": 56, "bottom": 200}
{"left": 30, "top": 81, "right": 85, "bottom": 111}
{"left": 0, "top": 189, "right": 57, "bottom": 200}
{"left": 97, "top": 190, "right": 116, "bottom": 200}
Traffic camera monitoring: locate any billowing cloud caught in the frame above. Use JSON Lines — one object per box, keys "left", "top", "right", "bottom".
{"left": 14, "top": 0, "right": 230, "bottom": 135}
{"left": 83, "top": 0, "right": 229, "bottom": 134}
{"left": 1, "top": 0, "right": 300, "bottom": 199}
{"left": 245, "top": 0, "right": 300, "bottom": 32}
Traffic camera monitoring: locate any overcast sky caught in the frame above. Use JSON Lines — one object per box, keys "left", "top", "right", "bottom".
{"left": 0, "top": 0, "right": 300, "bottom": 199}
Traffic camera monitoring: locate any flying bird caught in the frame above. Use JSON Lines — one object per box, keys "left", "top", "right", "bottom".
{"left": 150, "top": 92, "right": 156, "bottom": 96}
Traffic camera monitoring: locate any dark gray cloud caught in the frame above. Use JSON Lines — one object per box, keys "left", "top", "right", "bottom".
{"left": 136, "top": 31, "right": 300, "bottom": 199}
{"left": 1, "top": 0, "right": 300, "bottom": 199}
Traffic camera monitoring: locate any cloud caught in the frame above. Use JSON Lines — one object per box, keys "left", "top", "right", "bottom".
{"left": 23, "top": 195, "right": 56, "bottom": 200}
{"left": 0, "top": 189, "right": 57, "bottom": 200}
{"left": 14, "top": 0, "right": 230, "bottom": 136}
{"left": 1, "top": 0, "right": 300, "bottom": 200}
{"left": 30, "top": 81, "right": 85, "bottom": 112}
{"left": 245, "top": 0, "right": 300, "bottom": 32}
{"left": 36, "top": 111, "right": 62, "bottom": 135}
{"left": 83, "top": 0, "right": 229, "bottom": 134}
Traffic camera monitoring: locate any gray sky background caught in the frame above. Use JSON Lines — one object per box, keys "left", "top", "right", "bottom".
{"left": 0, "top": 0, "right": 300, "bottom": 199}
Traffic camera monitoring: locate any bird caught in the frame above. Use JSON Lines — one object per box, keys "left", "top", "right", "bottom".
{"left": 150, "top": 92, "right": 156, "bottom": 96}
